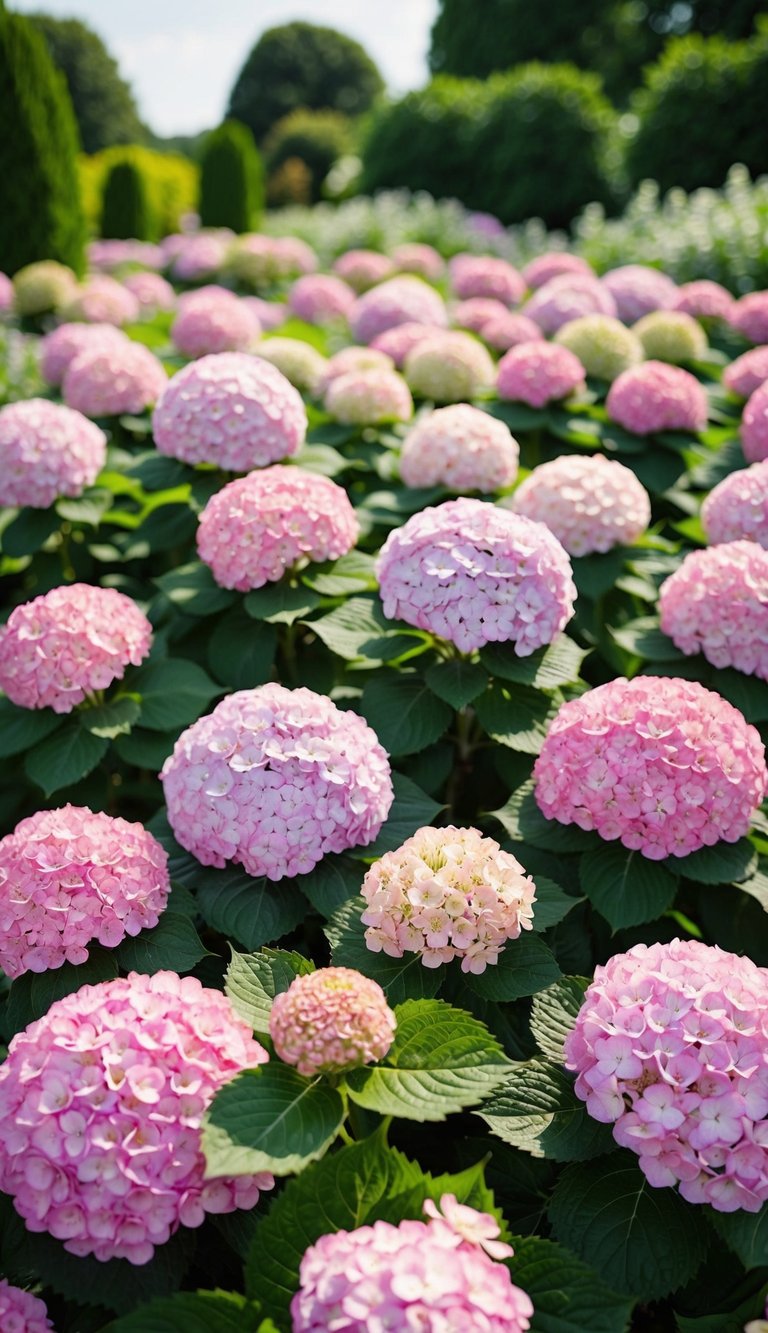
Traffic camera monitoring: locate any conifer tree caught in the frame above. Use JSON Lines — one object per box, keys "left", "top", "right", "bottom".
{"left": 198, "top": 120, "right": 263, "bottom": 233}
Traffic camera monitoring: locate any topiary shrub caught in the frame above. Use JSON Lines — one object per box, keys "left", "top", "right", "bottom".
{"left": 79, "top": 145, "right": 198, "bottom": 238}
{"left": 198, "top": 120, "right": 264, "bottom": 232}
{"left": 265, "top": 109, "right": 353, "bottom": 204}
{"left": 100, "top": 158, "right": 151, "bottom": 240}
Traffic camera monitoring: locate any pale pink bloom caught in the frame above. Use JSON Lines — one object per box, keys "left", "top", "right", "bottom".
{"left": 508, "top": 454, "right": 650, "bottom": 555}
{"left": 606, "top": 360, "right": 708, "bottom": 435}
{"left": 702, "top": 462, "right": 768, "bottom": 548}
{"left": 400, "top": 403, "right": 519, "bottom": 493}
{"left": 0, "top": 398, "right": 106, "bottom": 508}
{"left": 269, "top": 967, "right": 396, "bottom": 1076}
{"left": 659, "top": 540, "right": 768, "bottom": 679}
{"left": 497, "top": 340, "right": 585, "bottom": 407}
{"left": 742, "top": 382, "right": 768, "bottom": 463}
{"left": 449, "top": 254, "right": 525, "bottom": 306}
{"left": 288, "top": 274, "right": 355, "bottom": 324}
{"left": 63, "top": 341, "right": 167, "bottom": 417}
{"left": 601, "top": 264, "right": 678, "bottom": 323}
{"left": 351, "top": 276, "right": 448, "bottom": 344}
{"left": 172, "top": 286, "right": 259, "bottom": 357}
{"left": 731, "top": 291, "right": 768, "bottom": 345}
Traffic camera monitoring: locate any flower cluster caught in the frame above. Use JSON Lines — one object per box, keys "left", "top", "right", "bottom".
{"left": 122, "top": 270, "right": 176, "bottom": 315}
{"left": 496, "top": 340, "right": 586, "bottom": 407}
{"left": 351, "top": 276, "right": 448, "bottom": 344}
{"left": 377, "top": 497, "right": 575, "bottom": 654}
{"left": 269, "top": 967, "right": 396, "bottom": 1076}
{"left": 291, "top": 1194, "right": 533, "bottom": 1332}
{"left": 723, "top": 347, "right": 768, "bottom": 399}
{"left": 370, "top": 320, "right": 445, "bottom": 367}
{"left": 318, "top": 346, "right": 394, "bottom": 394}
{"left": 0, "top": 583, "right": 152, "bottom": 713}
{"left": 522, "top": 252, "right": 593, "bottom": 290}
{"left": 554, "top": 314, "right": 644, "bottom": 381}
{"left": 39, "top": 321, "right": 128, "bottom": 387}
{"left": 0, "top": 972, "right": 272, "bottom": 1264}
{"left": 62, "top": 276, "right": 140, "bottom": 327}
{"left": 672, "top": 280, "right": 735, "bottom": 322}
{"left": 633, "top": 310, "right": 708, "bottom": 364}
{"left": 0, "top": 1280, "right": 54, "bottom": 1332}
{"left": 449, "top": 254, "right": 525, "bottom": 305}
{"left": 0, "top": 805, "right": 170, "bottom": 978}
{"left": 361, "top": 824, "right": 537, "bottom": 973}
{"left": 288, "top": 274, "right": 355, "bottom": 324}
{"left": 171, "top": 231, "right": 230, "bottom": 282}
{"left": 12, "top": 260, "right": 78, "bottom": 316}
{"left": 391, "top": 241, "right": 444, "bottom": 282}
{"left": 508, "top": 454, "right": 650, "bottom": 556}
{"left": 253, "top": 337, "right": 328, "bottom": 395}
{"left": 731, "top": 292, "right": 768, "bottom": 345}
{"left": 89, "top": 239, "right": 164, "bottom": 271}
{"left": 565, "top": 939, "right": 768, "bottom": 1212}
{"left": 601, "top": 264, "right": 677, "bottom": 323}
{"left": 481, "top": 311, "right": 543, "bottom": 352}
{"left": 742, "top": 383, "right": 768, "bottom": 463}
{"left": 404, "top": 331, "right": 495, "bottom": 403}
{"left": 452, "top": 296, "right": 509, "bottom": 334}
{"left": 324, "top": 367, "right": 413, "bottom": 424}
{"left": 223, "top": 234, "right": 317, "bottom": 289}
{"left": 63, "top": 341, "right": 168, "bottom": 417}
{"left": 242, "top": 296, "right": 286, "bottom": 331}
{"left": 525, "top": 275, "right": 617, "bottom": 336}
{"left": 161, "top": 684, "right": 393, "bottom": 881}
{"left": 0, "top": 398, "right": 106, "bottom": 509}
{"left": 399, "top": 403, "right": 519, "bottom": 493}
{"left": 152, "top": 352, "right": 307, "bottom": 470}
{"left": 701, "top": 462, "right": 768, "bottom": 548}
{"left": 533, "top": 675, "right": 767, "bottom": 859}
{"left": 606, "top": 360, "right": 708, "bottom": 435}
{"left": 171, "top": 286, "right": 259, "bottom": 358}
{"left": 333, "top": 249, "right": 394, "bottom": 292}
{"left": 196, "top": 465, "right": 359, "bottom": 590}
{"left": 659, "top": 541, "right": 768, "bottom": 679}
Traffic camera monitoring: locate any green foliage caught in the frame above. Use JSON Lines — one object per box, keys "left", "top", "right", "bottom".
{"left": 228, "top": 21, "right": 383, "bottom": 143}
{"left": 100, "top": 158, "right": 152, "bottom": 240}
{"left": 265, "top": 108, "right": 353, "bottom": 204}
{"left": 0, "top": 10, "right": 86, "bottom": 274}
{"left": 203, "top": 1064, "right": 346, "bottom": 1177}
{"left": 79, "top": 145, "right": 199, "bottom": 239}
{"left": 199, "top": 119, "right": 264, "bottom": 232}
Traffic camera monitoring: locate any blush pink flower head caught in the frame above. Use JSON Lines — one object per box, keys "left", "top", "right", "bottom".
{"left": 400, "top": 403, "right": 519, "bottom": 493}
{"left": 524, "top": 274, "right": 617, "bottom": 335}
{"left": 171, "top": 286, "right": 259, "bottom": 358}
{"left": 0, "top": 805, "right": 170, "bottom": 978}
{"left": 601, "top": 264, "right": 677, "bottom": 323}
{"left": 39, "top": 321, "right": 129, "bottom": 387}
{"left": 171, "top": 231, "right": 230, "bottom": 282}
{"left": 377, "top": 497, "right": 575, "bottom": 654}
{"left": 288, "top": 274, "right": 355, "bottom": 324}
{"left": 481, "top": 311, "right": 544, "bottom": 352}
{"left": 332, "top": 248, "right": 395, "bottom": 292}
{"left": 508, "top": 454, "right": 650, "bottom": 555}
{"left": 672, "top": 280, "right": 735, "bottom": 322}
{"left": 534, "top": 675, "right": 767, "bottom": 859}
{"left": 152, "top": 352, "right": 307, "bottom": 470}
{"left": 606, "top": 360, "right": 708, "bottom": 435}
{"left": 659, "top": 540, "right": 768, "bottom": 679}
{"left": 361, "top": 825, "right": 537, "bottom": 973}
{"left": 161, "top": 684, "right": 393, "bottom": 881}
{"left": 63, "top": 341, "right": 168, "bottom": 417}
{"left": 566, "top": 938, "right": 768, "bottom": 1212}
{"left": 0, "top": 972, "right": 272, "bottom": 1264}
{"left": 324, "top": 367, "right": 413, "bottom": 425}
{"left": 449, "top": 254, "right": 525, "bottom": 306}
{"left": 0, "top": 583, "right": 152, "bottom": 713}
{"left": 741, "top": 382, "right": 768, "bottom": 463}
{"left": 730, "top": 292, "right": 768, "bottom": 345}
{"left": 452, "top": 297, "right": 510, "bottom": 334}
{"left": 522, "top": 252, "right": 593, "bottom": 290}
{"left": 196, "top": 464, "right": 359, "bottom": 590}
{"left": 269, "top": 967, "right": 396, "bottom": 1077}
{"left": 702, "top": 462, "right": 768, "bottom": 548}
{"left": 318, "top": 345, "right": 394, "bottom": 395}
{"left": 62, "top": 275, "right": 140, "bottom": 327}
{"left": 391, "top": 242, "right": 445, "bottom": 282}
{"left": 370, "top": 320, "right": 446, "bottom": 368}
{"left": 351, "top": 276, "right": 448, "bottom": 345}
{"left": 291, "top": 1195, "right": 533, "bottom": 1332}
{"left": 404, "top": 331, "right": 495, "bottom": 404}
{"left": 0, "top": 1280, "right": 54, "bottom": 1332}
{"left": 724, "top": 347, "right": 768, "bottom": 400}
{"left": 497, "top": 340, "right": 586, "bottom": 407}
{"left": 122, "top": 270, "right": 176, "bottom": 316}
{"left": 0, "top": 398, "right": 106, "bottom": 508}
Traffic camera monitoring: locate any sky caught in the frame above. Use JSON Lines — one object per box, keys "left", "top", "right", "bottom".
{"left": 12, "top": 0, "right": 438, "bottom": 136}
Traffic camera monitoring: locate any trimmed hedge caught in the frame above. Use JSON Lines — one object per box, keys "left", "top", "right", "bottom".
{"left": 198, "top": 120, "right": 263, "bottom": 232}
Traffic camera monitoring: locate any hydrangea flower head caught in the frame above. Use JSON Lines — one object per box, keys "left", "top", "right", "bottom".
{"left": 122, "top": 270, "right": 176, "bottom": 316}
{"left": 701, "top": 462, "right": 768, "bottom": 548}
{"left": 534, "top": 675, "right": 767, "bottom": 859}
{"left": 452, "top": 297, "right": 510, "bottom": 334}
{"left": 606, "top": 360, "right": 708, "bottom": 435}
{"left": 288, "top": 274, "right": 355, "bottom": 324}
{"left": 449, "top": 254, "right": 525, "bottom": 306}
{"left": 377, "top": 497, "right": 575, "bottom": 654}
{"left": 171, "top": 231, "right": 231, "bottom": 282}
{"left": 525, "top": 274, "right": 617, "bottom": 336}
{"left": 724, "top": 347, "right": 768, "bottom": 400}
{"left": 241, "top": 295, "right": 286, "bottom": 331}
{"left": 508, "top": 455, "right": 650, "bottom": 555}
{"left": 62, "top": 276, "right": 140, "bottom": 327}
{"left": 161, "top": 684, "right": 393, "bottom": 881}
{"left": 554, "top": 315, "right": 644, "bottom": 381}
{"left": 497, "top": 340, "right": 586, "bottom": 407}
{"left": 741, "top": 382, "right": 768, "bottom": 463}
{"left": 0, "top": 398, "right": 106, "bottom": 508}
{"left": 12, "top": 261, "right": 78, "bottom": 316}
{"left": 400, "top": 403, "right": 519, "bottom": 493}
{"left": 522, "top": 252, "right": 593, "bottom": 290}
{"left": 730, "top": 292, "right": 768, "bottom": 345}
{"left": 404, "top": 331, "right": 495, "bottom": 403}
{"left": 171, "top": 286, "right": 259, "bottom": 358}
{"left": 269, "top": 967, "right": 396, "bottom": 1076}
{"left": 63, "top": 341, "right": 167, "bottom": 417}
{"left": 332, "top": 249, "right": 395, "bottom": 292}
{"left": 324, "top": 367, "right": 413, "bottom": 425}
{"left": 0, "top": 972, "right": 272, "bottom": 1263}
{"left": 391, "top": 242, "right": 444, "bottom": 282}
{"left": 633, "top": 310, "right": 708, "bottom": 364}
{"left": 659, "top": 541, "right": 768, "bottom": 679}
{"left": 0, "top": 1280, "right": 54, "bottom": 1332}
{"left": 152, "top": 352, "right": 307, "bottom": 470}
{"left": 481, "top": 311, "right": 544, "bottom": 352}
{"left": 601, "top": 265, "right": 677, "bottom": 323}
{"left": 318, "top": 345, "right": 394, "bottom": 395}
{"left": 351, "top": 276, "right": 448, "bottom": 344}
{"left": 253, "top": 337, "right": 328, "bottom": 395}
{"left": 370, "top": 320, "right": 446, "bottom": 368}
{"left": 223, "top": 234, "right": 317, "bottom": 289}
{"left": 566, "top": 938, "right": 768, "bottom": 1212}
{"left": 40, "top": 321, "right": 129, "bottom": 386}
{"left": 672, "top": 280, "right": 735, "bottom": 322}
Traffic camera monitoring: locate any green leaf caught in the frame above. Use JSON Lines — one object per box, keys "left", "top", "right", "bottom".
{"left": 194, "top": 866, "right": 308, "bottom": 952}
{"left": 308, "top": 595, "right": 425, "bottom": 663}
{"left": 208, "top": 607, "right": 277, "bottom": 690}
{"left": 548, "top": 1154, "right": 711, "bottom": 1298}
{"left": 484, "top": 401, "right": 547, "bottom": 431}
{"left": 132, "top": 659, "right": 221, "bottom": 731}
{"left": 530, "top": 876, "right": 583, "bottom": 931}
{"left": 475, "top": 681, "right": 559, "bottom": 754}
{"left": 116, "top": 912, "right": 208, "bottom": 974}
{"left": 359, "top": 674, "right": 452, "bottom": 756}
{"left": 301, "top": 549, "right": 378, "bottom": 595}
{"left": 244, "top": 582, "right": 320, "bottom": 625}
{"left": 25, "top": 722, "right": 108, "bottom": 795}
{"left": 78, "top": 695, "right": 141, "bottom": 739}
{"left": 491, "top": 779, "right": 597, "bottom": 853}
{"left": 5, "top": 949, "right": 119, "bottom": 1034}
{"left": 570, "top": 550, "right": 628, "bottom": 600}
{"left": 225, "top": 948, "right": 315, "bottom": 1034}
{"left": 203, "top": 1064, "right": 345, "bottom": 1176}
{"left": 1, "top": 506, "right": 60, "bottom": 556}
{"left": 509, "top": 1234, "right": 633, "bottom": 1333}
{"left": 479, "top": 635, "right": 588, "bottom": 688}
{"left": 713, "top": 667, "right": 768, "bottom": 723}
{"left": 326, "top": 899, "right": 442, "bottom": 1003}
{"left": 709, "top": 1204, "right": 768, "bottom": 1271}
{"left": 294, "top": 853, "right": 363, "bottom": 918}
{"left": 0, "top": 696, "right": 62, "bottom": 757}
{"left": 155, "top": 562, "right": 236, "bottom": 617}
{"left": 580, "top": 845, "right": 678, "bottom": 927}
{"left": 676, "top": 1293, "right": 768, "bottom": 1333}
{"left": 361, "top": 772, "right": 444, "bottom": 857}
{"left": 678, "top": 839, "right": 758, "bottom": 886}
{"left": 463, "top": 933, "right": 562, "bottom": 1002}
{"left": 292, "top": 441, "right": 349, "bottom": 476}
{"left": 102, "top": 1290, "right": 267, "bottom": 1333}
{"left": 477, "top": 1058, "right": 616, "bottom": 1161}
{"left": 530, "top": 977, "right": 589, "bottom": 1061}
{"left": 610, "top": 616, "right": 684, "bottom": 661}
{"left": 113, "top": 727, "right": 178, "bottom": 769}
{"left": 344, "top": 998, "right": 509, "bottom": 1121}
{"left": 424, "top": 659, "right": 489, "bottom": 709}
{"left": 56, "top": 488, "right": 113, "bottom": 526}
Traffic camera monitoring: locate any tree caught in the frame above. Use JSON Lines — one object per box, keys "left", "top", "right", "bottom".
{"left": 228, "top": 21, "right": 383, "bottom": 143}
{"left": 198, "top": 120, "right": 264, "bottom": 232}
{"left": 28, "top": 12, "right": 145, "bottom": 153}
{"left": 100, "top": 159, "right": 151, "bottom": 240}
{"left": 264, "top": 109, "right": 353, "bottom": 203}
{"left": 0, "top": 9, "right": 86, "bottom": 274}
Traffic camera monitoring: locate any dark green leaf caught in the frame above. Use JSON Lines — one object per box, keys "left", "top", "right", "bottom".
{"left": 678, "top": 839, "right": 758, "bottom": 886}
{"left": 530, "top": 977, "right": 589, "bottom": 1061}
{"left": 509, "top": 1233, "right": 633, "bottom": 1333}
{"left": 475, "top": 682, "right": 559, "bottom": 754}
{"left": 301, "top": 550, "right": 378, "bottom": 595}
{"left": 424, "top": 659, "right": 489, "bottom": 709}
{"left": 479, "top": 635, "right": 588, "bottom": 688}
{"left": 113, "top": 727, "right": 178, "bottom": 769}
{"left": 0, "top": 697, "right": 63, "bottom": 757}
{"left": 25, "top": 723, "right": 108, "bottom": 795}
{"left": 208, "top": 608, "right": 277, "bottom": 690}
{"left": 610, "top": 617, "right": 684, "bottom": 661}
{"left": 116, "top": 912, "right": 208, "bottom": 974}
{"left": 203, "top": 1064, "right": 344, "bottom": 1176}
{"left": 5, "top": 949, "right": 119, "bottom": 1034}
{"left": 580, "top": 845, "right": 678, "bottom": 928}
{"left": 359, "top": 674, "right": 452, "bottom": 756}
{"left": 194, "top": 866, "right": 308, "bottom": 952}
{"left": 78, "top": 695, "right": 141, "bottom": 739}
{"left": 102, "top": 1290, "right": 266, "bottom": 1333}
{"left": 477, "top": 1059, "right": 616, "bottom": 1161}
{"left": 244, "top": 583, "right": 320, "bottom": 625}
{"left": 294, "top": 853, "right": 363, "bottom": 918}
{"left": 155, "top": 562, "right": 236, "bottom": 617}
{"left": 463, "top": 933, "right": 561, "bottom": 1001}
{"left": 1, "top": 506, "right": 60, "bottom": 556}
{"left": 361, "top": 772, "right": 444, "bottom": 857}
{"left": 570, "top": 549, "right": 628, "bottom": 600}
{"left": 225, "top": 948, "right": 315, "bottom": 1033}
{"left": 326, "top": 899, "right": 442, "bottom": 1003}
{"left": 309, "top": 595, "right": 426, "bottom": 663}
{"left": 132, "top": 659, "right": 221, "bottom": 731}
{"left": 709, "top": 1204, "right": 768, "bottom": 1271}
{"left": 491, "top": 779, "right": 597, "bottom": 853}
{"left": 530, "top": 876, "right": 583, "bottom": 931}
{"left": 56, "top": 488, "right": 113, "bottom": 526}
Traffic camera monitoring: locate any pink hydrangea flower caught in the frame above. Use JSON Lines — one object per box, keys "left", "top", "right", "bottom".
{"left": 269, "top": 967, "right": 396, "bottom": 1076}
{"left": 452, "top": 297, "right": 510, "bottom": 334}
{"left": 0, "top": 583, "right": 152, "bottom": 713}
{"left": 0, "top": 805, "right": 170, "bottom": 978}
{"left": 606, "top": 360, "right": 708, "bottom": 435}
{"left": 88, "top": 239, "right": 164, "bottom": 272}
{"left": 332, "top": 249, "right": 395, "bottom": 292}
{"left": 351, "top": 276, "right": 448, "bottom": 345}
{"left": 196, "top": 465, "right": 359, "bottom": 590}
{"left": 723, "top": 347, "right": 768, "bottom": 400}
{"left": 391, "top": 242, "right": 445, "bottom": 282}
{"left": 702, "top": 462, "right": 768, "bottom": 548}
{"left": 522, "top": 252, "right": 593, "bottom": 290}
{"left": 0, "top": 1280, "right": 54, "bottom": 1332}
{"left": 400, "top": 403, "right": 519, "bottom": 493}
{"left": 377, "top": 497, "right": 575, "bottom": 654}
{"left": 324, "top": 367, "right": 413, "bottom": 425}
{"left": 40, "top": 321, "right": 129, "bottom": 386}
{"left": 566, "top": 939, "right": 768, "bottom": 1212}
{"left": 361, "top": 825, "right": 536, "bottom": 973}
{"left": 449, "top": 254, "right": 525, "bottom": 306}
{"left": 161, "top": 684, "right": 393, "bottom": 881}
{"left": 172, "top": 232, "right": 230, "bottom": 282}
{"left": 288, "top": 274, "right": 355, "bottom": 324}
{"left": 172, "top": 286, "right": 259, "bottom": 358}
{"left": 659, "top": 541, "right": 768, "bottom": 679}
{"left": 291, "top": 1194, "right": 533, "bottom": 1332}
{"left": 601, "top": 265, "right": 678, "bottom": 323}
{"left": 0, "top": 972, "right": 272, "bottom": 1264}
{"left": 318, "top": 346, "right": 394, "bottom": 395}
{"left": 152, "top": 352, "right": 307, "bottom": 470}
{"left": 481, "top": 311, "right": 544, "bottom": 352}
{"left": 741, "top": 382, "right": 768, "bottom": 463}
{"left": 533, "top": 675, "right": 767, "bottom": 859}
{"left": 0, "top": 272, "right": 15, "bottom": 314}
{"left": 508, "top": 455, "right": 650, "bottom": 555}
{"left": 224, "top": 234, "right": 317, "bottom": 289}
{"left": 404, "top": 331, "right": 495, "bottom": 404}
{"left": 122, "top": 270, "right": 176, "bottom": 315}
{"left": 524, "top": 275, "right": 617, "bottom": 335}
{"left": 62, "top": 276, "right": 140, "bottom": 327}
{"left": 497, "top": 340, "right": 586, "bottom": 408}
{"left": 370, "top": 320, "right": 446, "bottom": 368}
{"left": 672, "top": 280, "right": 735, "bottom": 322}
{"left": 63, "top": 341, "right": 168, "bottom": 417}
{"left": 0, "top": 398, "right": 106, "bottom": 508}
{"left": 252, "top": 338, "right": 328, "bottom": 395}
{"left": 241, "top": 296, "right": 287, "bottom": 331}
{"left": 731, "top": 292, "right": 768, "bottom": 345}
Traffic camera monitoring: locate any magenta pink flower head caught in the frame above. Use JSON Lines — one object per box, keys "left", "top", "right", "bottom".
{"left": 400, "top": 403, "right": 519, "bottom": 493}
{"left": 601, "top": 264, "right": 677, "bottom": 323}
{"left": 742, "top": 383, "right": 768, "bottom": 463}
{"left": 63, "top": 341, "right": 167, "bottom": 417}
{"left": 377, "top": 497, "right": 575, "bottom": 655}
{"left": 524, "top": 274, "right": 617, "bottom": 335}
{"left": 724, "top": 347, "right": 768, "bottom": 400}
{"left": 361, "top": 825, "right": 536, "bottom": 973}
{"left": 606, "top": 360, "right": 708, "bottom": 435}
{"left": 481, "top": 311, "right": 543, "bottom": 353}
{"left": 288, "top": 274, "right": 355, "bottom": 324}
{"left": 332, "top": 249, "right": 394, "bottom": 292}
{"left": 40, "top": 321, "right": 128, "bottom": 387}
{"left": 152, "top": 352, "right": 307, "bottom": 470}
{"left": 0, "top": 1280, "right": 53, "bottom": 1332}
{"left": 0, "top": 583, "right": 152, "bottom": 713}
{"left": 522, "top": 252, "right": 593, "bottom": 290}
{"left": 324, "top": 367, "right": 413, "bottom": 425}
{"left": 269, "top": 967, "right": 396, "bottom": 1077}
{"left": 497, "top": 340, "right": 586, "bottom": 408}
{"left": 702, "top": 462, "right": 768, "bottom": 548}
{"left": 161, "top": 684, "right": 393, "bottom": 881}
{"left": 731, "top": 292, "right": 768, "bottom": 345}
{"left": 672, "top": 280, "right": 735, "bottom": 322}
{"left": 171, "top": 286, "right": 258, "bottom": 358}
{"left": 566, "top": 938, "right": 768, "bottom": 1212}
{"left": 534, "top": 675, "right": 767, "bottom": 859}
{"left": 351, "top": 276, "right": 448, "bottom": 345}
{"left": 509, "top": 455, "right": 650, "bottom": 556}
{"left": 0, "top": 972, "right": 272, "bottom": 1264}
{"left": 659, "top": 541, "right": 768, "bottom": 680}
{"left": 291, "top": 1194, "right": 533, "bottom": 1332}
{"left": 0, "top": 805, "right": 170, "bottom": 978}
{"left": 196, "top": 465, "right": 359, "bottom": 591}
{"left": 0, "top": 398, "right": 106, "bottom": 509}
{"left": 449, "top": 254, "right": 525, "bottom": 306}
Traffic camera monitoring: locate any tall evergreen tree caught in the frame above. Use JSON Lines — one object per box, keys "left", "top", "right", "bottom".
{"left": 198, "top": 120, "right": 263, "bottom": 232}
{"left": 100, "top": 159, "right": 152, "bottom": 240}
